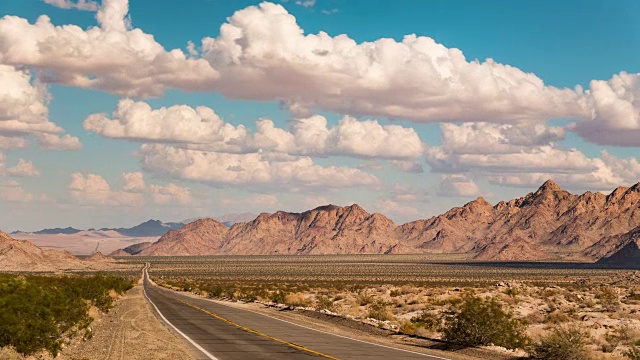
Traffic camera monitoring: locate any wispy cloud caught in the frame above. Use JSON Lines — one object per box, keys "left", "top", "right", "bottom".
{"left": 43, "top": 0, "right": 99, "bottom": 11}
{"left": 295, "top": 0, "right": 316, "bottom": 8}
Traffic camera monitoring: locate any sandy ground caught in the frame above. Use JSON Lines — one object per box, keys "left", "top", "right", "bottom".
{"left": 59, "top": 278, "right": 198, "bottom": 360}
{"left": 12, "top": 231, "right": 158, "bottom": 255}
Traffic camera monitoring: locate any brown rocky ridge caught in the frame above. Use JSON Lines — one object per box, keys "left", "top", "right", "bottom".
{"left": 114, "top": 180, "right": 640, "bottom": 263}
{"left": 0, "top": 231, "right": 116, "bottom": 271}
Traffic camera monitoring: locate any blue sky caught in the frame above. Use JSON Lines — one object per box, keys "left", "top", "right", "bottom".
{"left": 0, "top": 0, "right": 639, "bottom": 231}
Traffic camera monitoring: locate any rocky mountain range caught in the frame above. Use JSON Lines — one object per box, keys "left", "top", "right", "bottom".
{"left": 112, "top": 180, "right": 640, "bottom": 264}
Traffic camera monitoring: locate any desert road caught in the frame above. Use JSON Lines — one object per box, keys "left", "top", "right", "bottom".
{"left": 142, "top": 265, "right": 450, "bottom": 360}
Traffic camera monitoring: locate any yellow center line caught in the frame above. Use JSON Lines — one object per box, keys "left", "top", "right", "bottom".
{"left": 153, "top": 287, "right": 340, "bottom": 360}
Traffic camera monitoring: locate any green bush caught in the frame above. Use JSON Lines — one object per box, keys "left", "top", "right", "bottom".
{"left": 531, "top": 326, "right": 591, "bottom": 360}
{"left": 0, "top": 274, "right": 133, "bottom": 356}
{"left": 442, "top": 293, "right": 529, "bottom": 349}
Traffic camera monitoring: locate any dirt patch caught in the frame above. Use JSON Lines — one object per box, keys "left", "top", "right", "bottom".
{"left": 59, "top": 280, "right": 198, "bottom": 360}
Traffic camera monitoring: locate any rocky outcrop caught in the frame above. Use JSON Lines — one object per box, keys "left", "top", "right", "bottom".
{"left": 587, "top": 226, "right": 640, "bottom": 268}
{"left": 108, "top": 249, "right": 132, "bottom": 257}
{"left": 113, "top": 180, "right": 640, "bottom": 262}
{"left": 116, "top": 241, "right": 154, "bottom": 255}
{"left": 0, "top": 231, "right": 109, "bottom": 271}
{"left": 85, "top": 251, "right": 115, "bottom": 262}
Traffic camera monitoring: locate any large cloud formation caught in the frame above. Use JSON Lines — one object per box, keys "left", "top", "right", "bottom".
{"left": 137, "top": 144, "right": 381, "bottom": 190}
{"left": 84, "top": 99, "right": 425, "bottom": 159}
{"left": 0, "top": 65, "right": 80, "bottom": 150}
{"left": 201, "top": 2, "right": 588, "bottom": 123}
{"left": 571, "top": 72, "right": 640, "bottom": 146}
{"left": 3, "top": 0, "right": 639, "bottom": 147}
{"left": 0, "top": 0, "right": 589, "bottom": 124}
{"left": 0, "top": 0, "right": 218, "bottom": 98}
{"left": 427, "top": 122, "right": 640, "bottom": 191}
{"left": 68, "top": 172, "right": 191, "bottom": 206}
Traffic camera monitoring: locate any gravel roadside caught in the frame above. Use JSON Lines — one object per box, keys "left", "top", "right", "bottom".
{"left": 60, "top": 278, "right": 199, "bottom": 360}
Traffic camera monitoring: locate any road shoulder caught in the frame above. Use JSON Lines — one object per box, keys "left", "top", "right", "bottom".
{"left": 60, "top": 279, "right": 200, "bottom": 360}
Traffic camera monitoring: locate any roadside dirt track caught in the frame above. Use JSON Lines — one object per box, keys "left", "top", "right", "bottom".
{"left": 60, "top": 278, "right": 198, "bottom": 360}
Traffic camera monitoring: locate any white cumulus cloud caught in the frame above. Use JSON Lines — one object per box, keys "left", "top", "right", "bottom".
{"left": 68, "top": 172, "right": 192, "bottom": 206}
{"left": 137, "top": 144, "right": 381, "bottom": 189}
{"left": 6, "top": 159, "right": 40, "bottom": 177}
{"left": 84, "top": 99, "right": 425, "bottom": 159}
{"left": 0, "top": 65, "right": 80, "bottom": 151}
{"left": 428, "top": 122, "right": 640, "bottom": 191}
{"left": 201, "top": 2, "right": 588, "bottom": 123}
{"left": 438, "top": 174, "right": 482, "bottom": 197}
{"left": 570, "top": 72, "right": 640, "bottom": 146}
{"left": 0, "top": 0, "right": 218, "bottom": 98}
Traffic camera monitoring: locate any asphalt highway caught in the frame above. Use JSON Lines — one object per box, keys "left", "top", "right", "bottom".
{"left": 142, "top": 265, "right": 451, "bottom": 360}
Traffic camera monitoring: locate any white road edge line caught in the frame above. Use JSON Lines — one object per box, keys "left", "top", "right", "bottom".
{"left": 210, "top": 299, "right": 452, "bottom": 360}
{"left": 150, "top": 269, "right": 451, "bottom": 360}
{"left": 142, "top": 267, "right": 219, "bottom": 360}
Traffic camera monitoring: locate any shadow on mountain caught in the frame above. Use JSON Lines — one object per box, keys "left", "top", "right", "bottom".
{"left": 441, "top": 260, "right": 639, "bottom": 270}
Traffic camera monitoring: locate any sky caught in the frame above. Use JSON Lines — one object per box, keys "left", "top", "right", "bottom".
{"left": 0, "top": 0, "right": 639, "bottom": 231}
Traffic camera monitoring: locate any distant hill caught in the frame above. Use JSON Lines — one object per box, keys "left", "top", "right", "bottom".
{"left": 100, "top": 220, "right": 184, "bottom": 237}
{"left": 14, "top": 220, "right": 184, "bottom": 238}
{"left": 113, "top": 180, "right": 640, "bottom": 264}
{"left": 13, "top": 215, "right": 257, "bottom": 238}
{"left": 12, "top": 227, "right": 82, "bottom": 235}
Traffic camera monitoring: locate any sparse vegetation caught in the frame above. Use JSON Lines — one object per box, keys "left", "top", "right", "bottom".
{"left": 135, "top": 255, "right": 640, "bottom": 358}
{"left": 531, "top": 326, "right": 591, "bottom": 360}
{"left": 441, "top": 293, "right": 529, "bottom": 349}
{"left": 0, "top": 274, "right": 133, "bottom": 356}
{"left": 624, "top": 345, "right": 640, "bottom": 360}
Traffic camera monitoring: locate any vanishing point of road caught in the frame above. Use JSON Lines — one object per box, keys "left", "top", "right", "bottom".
{"left": 142, "top": 264, "right": 451, "bottom": 360}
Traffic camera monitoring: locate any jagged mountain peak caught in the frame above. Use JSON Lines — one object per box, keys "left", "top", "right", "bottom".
{"left": 464, "top": 197, "right": 493, "bottom": 210}
{"left": 181, "top": 218, "right": 227, "bottom": 231}
{"left": 537, "top": 179, "right": 562, "bottom": 192}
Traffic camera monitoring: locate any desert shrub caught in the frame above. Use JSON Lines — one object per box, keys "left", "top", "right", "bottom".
{"left": 367, "top": 300, "right": 393, "bottom": 321}
{"left": 399, "top": 321, "right": 418, "bottom": 334}
{"left": 627, "top": 290, "right": 640, "bottom": 301}
{"left": 605, "top": 323, "right": 640, "bottom": 351}
{"left": 205, "top": 284, "right": 225, "bottom": 298}
{"left": 544, "top": 309, "right": 572, "bottom": 324}
{"left": 0, "top": 274, "right": 133, "bottom": 356}
{"left": 270, "top": 290, "right": 288, "bottom": 304}
{"left": 410, "top": 310, "right": 441, "bottom": 332}
{"left": 357, "top": 293, "right": 374, "bottom": 306}
{"left": 504, "top": 287, "right": 520, "bottom": 297}
{"left": 285, "top": 293, "right": 311, "bottom": 307}
{"left": 531, "top": 326, "right": 591, "bottom": 360}
{"left": 625, "top": 346, "right": 640, "bottom": 360}
{"left": 442, "top": 293, "right": 529, "bottom": 349}
{"left": 316, "top": 295, "right": 335, "bottom": 311}
{"left": 597, "top": 286, "right": 620, "bottom": 311}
